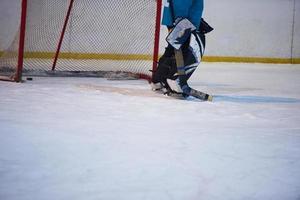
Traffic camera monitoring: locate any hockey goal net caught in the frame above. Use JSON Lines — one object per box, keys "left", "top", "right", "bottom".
{"left": 0, "top": 0, "right": 162, "bottom": 82}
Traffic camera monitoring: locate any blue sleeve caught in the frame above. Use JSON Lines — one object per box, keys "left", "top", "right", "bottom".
{"left": 188, "top": 0, "right": 204, "bottom": 29}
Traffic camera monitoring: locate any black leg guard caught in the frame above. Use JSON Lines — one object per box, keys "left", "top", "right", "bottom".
{"left": 152, "top": 45, "right": 177, "bottom": 84}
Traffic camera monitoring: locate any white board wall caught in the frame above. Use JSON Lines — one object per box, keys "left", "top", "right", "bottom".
{"left": 202, "top": 0, "right": 299, "bottom": 59}
{"left": 1, "top": 0, "right": 299, "bottom": 60}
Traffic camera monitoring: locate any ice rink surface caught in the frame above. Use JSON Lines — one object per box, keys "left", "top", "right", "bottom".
{"left": 1, "top": 62, "right": 300, "bottom": 200}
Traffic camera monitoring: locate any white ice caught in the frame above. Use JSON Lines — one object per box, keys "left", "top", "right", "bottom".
{"left": 1, "top": 63, "right": 300, "bottom": 200}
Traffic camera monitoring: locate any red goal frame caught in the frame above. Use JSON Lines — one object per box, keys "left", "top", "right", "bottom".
{"left": 1, "top": 0, "right": 162, "bottom": 82}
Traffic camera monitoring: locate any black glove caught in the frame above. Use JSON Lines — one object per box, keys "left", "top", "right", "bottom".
{"left": 198, "top": 18, "right": 214, "bottom": 34}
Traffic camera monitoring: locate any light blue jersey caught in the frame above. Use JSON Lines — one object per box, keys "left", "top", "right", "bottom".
{"left": 162, "top": 0, "right": 204, "bottom": 29}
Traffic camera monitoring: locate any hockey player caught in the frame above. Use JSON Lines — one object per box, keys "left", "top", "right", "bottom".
{"left": 151, "top": 0, "right": 213, "bottom": 97}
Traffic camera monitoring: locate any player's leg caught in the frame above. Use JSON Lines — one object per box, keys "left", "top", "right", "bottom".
{"left": 167, "top": 32, "right": 206, "bottom": 94}
{"left": 151, "top": 44, "right": 177, "bottom": 91}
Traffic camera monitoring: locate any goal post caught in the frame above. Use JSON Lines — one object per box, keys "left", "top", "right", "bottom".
{"left": 16, "top": 0, "right": 28, "bottom": 82}
{"left": 0, "top": 0, "right": 163, "bottom": 82}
